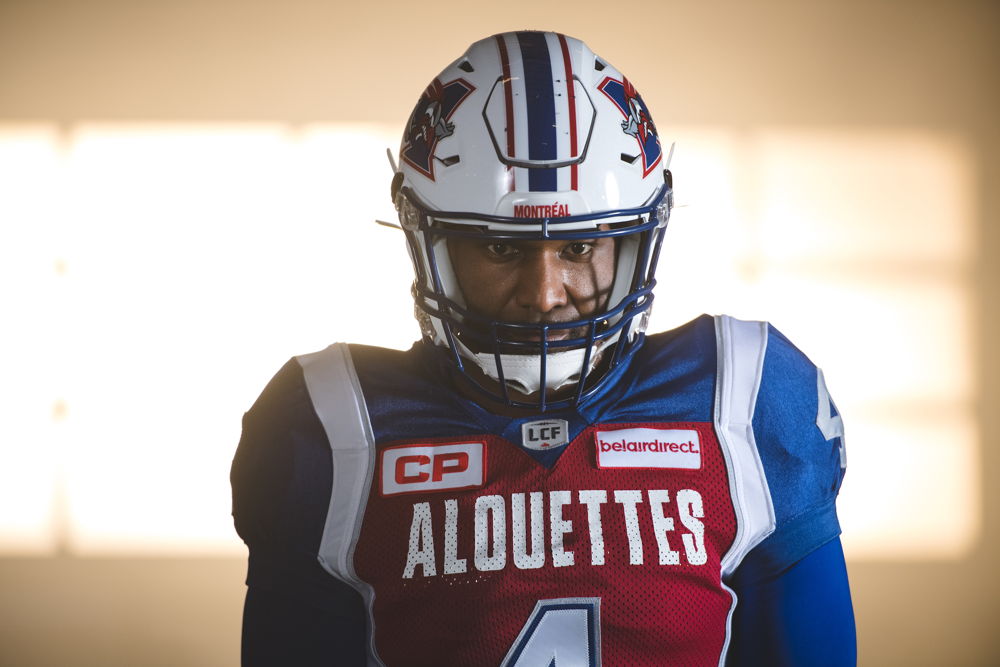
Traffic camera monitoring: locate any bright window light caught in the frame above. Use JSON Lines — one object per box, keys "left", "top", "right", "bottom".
{"left": 0, "top": 125, "right": 65, "bottom": 553}
{"left": 0, "top": 123, "right": 976, "bottom": 559}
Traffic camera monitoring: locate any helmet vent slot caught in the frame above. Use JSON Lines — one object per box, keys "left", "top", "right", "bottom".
{"left": 620, "top": 152, "right": 640, "bottom": 165}
{"left": 458, "top": 60, "right": 474, "bottom": 73}
{"left": 438, "top": 155, "right": 461, "bottom": 167}
{"left": 594, "top": 59, "right": 606, "bottom": 71}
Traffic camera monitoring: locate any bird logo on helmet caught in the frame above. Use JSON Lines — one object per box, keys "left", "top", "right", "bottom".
{"left": 392, "top": 30, "right": 673, "bottom": 412}
{"left": 401, "top": 77, "right": 476, "bottom": 180}
{"left": 598, "top": 76, "right": 663, "bottom": 177}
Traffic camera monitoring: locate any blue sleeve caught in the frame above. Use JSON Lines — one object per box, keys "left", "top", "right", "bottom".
{"left": 727, "top": 537, "right": 857, "bottom": 666}
{"left": 242, "top": 573, "right": 367, "bottom": 666}
{"left": 741, "top": 324, "right": 847, "bottom": 580}
{"left": 231, "top": 359, "right": 367, "bottom": 664}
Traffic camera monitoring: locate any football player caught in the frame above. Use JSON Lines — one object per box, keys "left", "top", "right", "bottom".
{"left": 232, "top": 30, "right": 856, "bottom": 666}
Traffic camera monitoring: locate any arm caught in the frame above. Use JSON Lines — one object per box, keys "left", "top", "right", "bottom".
{"left": 232, "top": 359, "right": 368, "bottom": 666}
{"left": 729, "top": 323, "right": 854, "bottom": 664}
{"left": 727, "top": 537, "right": 856, "bottom": 666}
{"left": 241, "top": 556, "right": 366, "bottom": 667}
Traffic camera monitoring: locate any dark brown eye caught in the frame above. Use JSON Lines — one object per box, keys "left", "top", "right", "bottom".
{"left": 486, "top": 241, "right": 518, "bottom": 258}
{"left": 565, "top": 242, "right": 593, "bottom": 257}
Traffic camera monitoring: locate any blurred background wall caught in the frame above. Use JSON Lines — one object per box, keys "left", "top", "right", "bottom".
{"left": 1, "top": 0, "right": 997, "bottom": 664}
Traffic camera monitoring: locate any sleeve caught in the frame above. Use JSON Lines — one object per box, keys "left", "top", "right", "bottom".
{"left": 230, "top": 359, "right": 366, "bottom": 664}
{"left": 727, "top": 537, "right": 857, "bottom": 666}
{"left": 738, "top": 324, "right": 848, "bottom": 582}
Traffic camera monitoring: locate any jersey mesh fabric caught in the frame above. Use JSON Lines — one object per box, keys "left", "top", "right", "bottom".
{"left": 233, "top": 315, "right": 848, "bottom": 665}
{"left": 352, "top": 421, "right": 737, "bottom": 666}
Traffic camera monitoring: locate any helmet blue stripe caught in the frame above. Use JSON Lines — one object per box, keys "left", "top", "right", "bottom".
{"left": 516, "top": 31, "right": 558, "bottom": 192}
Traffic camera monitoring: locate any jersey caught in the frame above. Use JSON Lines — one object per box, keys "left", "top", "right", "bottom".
{"left": 231, "top": 314, "right": 847, "bottom": 666}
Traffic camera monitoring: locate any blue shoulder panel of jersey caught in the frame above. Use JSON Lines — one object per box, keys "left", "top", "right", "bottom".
{"left": 231, "top": 358, "right": 362, "bottom": 614}
{"left": 347, "top": 342, "right": 483, "bottom": 443}
{"left": 231, "top": 358, "right": 330, "bottom": 557}
{"left": 738, "top": 323, "right": 847, "bottom": 583}
{"left": 597, "top": 314, "right": 718, "bottom": 424}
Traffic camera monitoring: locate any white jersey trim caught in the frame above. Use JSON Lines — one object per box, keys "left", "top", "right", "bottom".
{"left": 297, "top": 343, "right": 383, "bottom": 667}
{"left": 713, "top": 315, "right": 776, "bottom": 573}
{"left": 713, "top": 315, "right": 776, "bottom": 666}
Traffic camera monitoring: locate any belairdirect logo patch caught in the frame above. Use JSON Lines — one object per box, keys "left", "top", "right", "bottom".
{"left": 521, "top": 419, "right": 569, "bottom": 451}
{"left": 595, "top": 427, "right": 702, "bottom": 469}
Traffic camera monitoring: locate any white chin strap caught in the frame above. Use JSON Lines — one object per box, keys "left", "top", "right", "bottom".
{"left": 457, "top": 337, "right": 614, "bottom": 397}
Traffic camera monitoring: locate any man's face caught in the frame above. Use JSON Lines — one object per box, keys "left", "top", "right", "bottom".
{"left": 448, "top": 234, "right": 616, "bottom": 343}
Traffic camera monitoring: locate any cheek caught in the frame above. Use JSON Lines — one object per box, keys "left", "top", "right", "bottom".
{"left": 464, "top": 276, "right": 512, "bottom": 316}
{"left": 569, "top": 244, "right": 616, "bottom": 297}
{"left": 449, "top": 246, "right": 513, "bottom": 315}
{"left": 595, "top": 243, "right": 616, "bottom": 290}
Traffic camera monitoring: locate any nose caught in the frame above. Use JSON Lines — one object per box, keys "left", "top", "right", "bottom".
{"left": 514, "top": 249, "right": 568, "bottom": 315}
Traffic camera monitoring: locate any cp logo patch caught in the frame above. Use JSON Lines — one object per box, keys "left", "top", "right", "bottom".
{"left": 380, "top": 442, "right": 486, "bottom": 496}
{"left": 401, "top": 77, "right": 476, "bottom": 180}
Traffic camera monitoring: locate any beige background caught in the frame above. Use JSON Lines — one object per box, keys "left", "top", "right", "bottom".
{"left": 2, "top": 0, "right": 998, "bottom": 664}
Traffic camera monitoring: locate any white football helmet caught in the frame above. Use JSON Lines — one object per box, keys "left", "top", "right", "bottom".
{"left": 393, "top": 31, "right": 672, "bottom": 411}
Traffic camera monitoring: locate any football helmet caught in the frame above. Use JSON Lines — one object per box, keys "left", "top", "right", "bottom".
{"left": 393, "top": 31, "right": 672, "bottom": 411}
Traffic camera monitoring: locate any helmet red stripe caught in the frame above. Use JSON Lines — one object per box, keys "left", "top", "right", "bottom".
{"left": 556, "top": 33, "right": 579, "bottom": 191}
{"left": 494, "top": 34, "right": 517, "bottom": 192}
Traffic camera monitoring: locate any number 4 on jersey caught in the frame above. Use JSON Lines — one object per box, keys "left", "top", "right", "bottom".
{"left": 816, "top": 368, "right": 846, "bottom": 469}
{"left": 501, "top": 598, "right": 601, "bottom": 667}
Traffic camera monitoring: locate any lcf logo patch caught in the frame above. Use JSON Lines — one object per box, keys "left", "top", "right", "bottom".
{"left": 401, "top": 77, "right": 475, "bottom": 180}
{"left": 521, "top": 419, "right": 569, "bottom": 451}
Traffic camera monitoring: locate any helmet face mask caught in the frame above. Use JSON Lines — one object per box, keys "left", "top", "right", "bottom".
{"left": 394, "top": 31, "right": 673, "bottom": 411}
